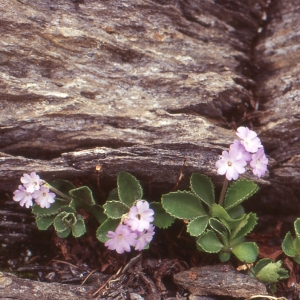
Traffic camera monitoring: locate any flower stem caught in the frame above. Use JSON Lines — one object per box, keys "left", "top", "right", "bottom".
{"left": 219, "top": 178, "right": 228, "bottom": 206}
{"left": 41, "top": 181, "right": 72, "bottom": 202}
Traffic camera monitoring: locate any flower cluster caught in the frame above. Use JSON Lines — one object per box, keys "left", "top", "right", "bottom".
{"left": 13, "top": 172, "right": 56, "bottom": 208}
{"left": 105, "top": 200, "right": 155, "bottom": 254}
{"left": 216, "top": 127, "right": 268, "bottom": 180}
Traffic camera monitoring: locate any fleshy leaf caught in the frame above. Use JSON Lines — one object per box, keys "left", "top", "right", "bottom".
{"left": 103, "top": 201, "right": 129, "bottom": 219}
{"left": 150, "top": 202, "right": 175, "bottom": 229}
{"left": 232, "top": 242, "right": 258, "bottom": 263}
{"left": 54, "top": 212, "right": 76, "bottom": 232}
{"left": 107, "top": 188, "right": 119, "bottom": 201}
{"left": 118, "top": 172, "right": 143, "bottom": 207}
{"left": 219, "top": 252, "right": 231, "bottom": 262}
{"left": 69, "top": 186, "right": 96, "bottom": 209}
{"left": 96, "top": 218, "right": 120, "bottom": 243}
{"left": 255, "top": 260, "right": 287, "bottom": 283}
{"left": 162, "top": 191, "right": 207, "bottom": 220}
{"left": 32, "top": 201, "right": 66, "bottom": 217}
{"left": 282, "top": 232, "right": 298, "bottom": 257}
{"left": 72, "top": 219, "right": 86, "bottom": 237}
{"left": 90, "top": 204, "right": 107, "bottom": 224}
{"left": 230, "top": 213, "right": 257, "bottom": 241}
{"left": 49, "top": 179, "right": 76, "bottom": 196}
{"left": 57, "top": 228, "right": 71, "bottom": 238}
{"left": 196, "top": 230, "right": 224, "bottom": 253}
{"left": 294, "top": 218, "right": 300, "bottom": 237}
{"left": 187, "top": 216, "right": 209, "bottom": 237}
{"left": 190, "top": 173, "right": 215, "bottom": 207}
{"left": 209, "top": 218, "right": 228, "bottom": 246}
{"left": 211, "top": 204, "right": 245, "bottom": 229}
{"left": 227, "top": 205, "right": 245, "bottom": 219}
{"left": 36, "top": 215, "right": 56, "bottom": 230}
{"left": 224, "top": 180, "right": 258, "bottom": 210}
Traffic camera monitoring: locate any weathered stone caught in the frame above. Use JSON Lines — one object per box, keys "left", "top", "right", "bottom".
{"left": 0, "top": 272, "right": 94, "bottom": 300}
{"left": 255, "top": 0, "right": 300, "bottom": 213}
{"left": 0, "top": 0, "right": 269, "bottom": 195}
{"left": 173, "top": 265, "right": 267, "bottom": 299}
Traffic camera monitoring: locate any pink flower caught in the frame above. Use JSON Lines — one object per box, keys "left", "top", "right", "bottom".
{"left": 13, "top": 185, "right": 33, "bottom": 208}
{"left": 135, "top": 225, "right": 155, "bottom": 251}
{"left": 236, "top": 127, "right": 262, "bottom": 153}
{"left": 21, "top": 172, "right": 41, "bottom": 193}
{"left": 127, "top": 200, "right": 154, "bottom": 232}
{"left": 105, "top": 224, "right": 138, "bottom": 254}
{"left": 32, "top": 185, "right": 55, "bottom": 208}
{"left": 216, "top": 149, "right": 247, "bottom": 180}
{"left": 230, "top": 140, "right": 252, "bottom": 162}
{"left": 250, "top": 148, "right": 268, "bottom": 178}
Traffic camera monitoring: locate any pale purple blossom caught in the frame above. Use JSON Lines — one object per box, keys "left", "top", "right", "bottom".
{"left": 250, "top": 148, "right": 268, "bottom": 178}
{"left": 32, "top": 185, "right": 56, "bottom": 208}
{"left": 216, "top": 149, "right": 247, "bottom": 180}
{"left": 236, "top": 127, "right": 262, "bottom": 153}
{"left": 127, "top": 200, "right": 154, "bottom": 232}
{"left": 13, "top": 185, "right": 33, "bottom": 208}
{"left": 135, "top": 224, "right": 155, "bottom": 251}
{"left": 105, "top": 224, "right": 138, "bottom": 254}
{"left": 230, "top": 140, "right": 252, "bottom": 162}
{"left": 21, "top": 172, "right": 41, "bottom": 193}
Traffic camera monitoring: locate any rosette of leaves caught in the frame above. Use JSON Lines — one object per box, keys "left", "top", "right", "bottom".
{"left": 250, "top": 259, "right": 289, "bottom": 293}
{"left": 96, "top": 171, "right": 175, "bottom": 243}
{"left": 32, "top": 179, "right": 106, "bottom": 238}
{"left": 282, "top": 218, "right": 300, "bottom": 264}
{"left": 161, "top": 173, "right": 259, "bottom": 262}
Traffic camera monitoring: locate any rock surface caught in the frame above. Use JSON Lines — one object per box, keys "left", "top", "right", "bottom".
{"left": 0, "top": 0, "right": 270, "bottom": 196}
{"left": 173, "top": 264, "right": 267, "bottom": 298}
{"left": 254, "top": 0, "right": 300, "bottom": 214}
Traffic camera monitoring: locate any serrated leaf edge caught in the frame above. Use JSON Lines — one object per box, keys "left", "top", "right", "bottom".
{"left": 224, "top": 179, "right": 259, "bottom": 211}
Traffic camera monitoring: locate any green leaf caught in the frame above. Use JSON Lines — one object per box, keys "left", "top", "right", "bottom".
{"left": 230, "top": 213, "right": 257, "bottom": 241}
{"left": 294, "top": 218, "right": 300, "bottom": 237}
{"left": 227, "top": 205, "right": 245, "bottom": 219}
{"left": 69, "top": 186, "right": 96, "bottom": 209}
{"left": 232, "top": 242, "right": 258, "bottom": 263}
{"left": 281, "top": 232, "right": 300, "bottom": 260}
{"left": 255, "top": 260, "right": 286, "bottom": 283}
{"left": 219, "top": 252, "right": 231, "bottom": 262}
{"left": 36, "top": 215, "right": 56, "bottom": 230}
{"left": 118, "top": 172, "right": 143, "bottom": 207}
{"left": 294, "top": 256, "right": 300, "bottom": 264}
{"left": 32, "top": 201, "right": 66, "bottom": 217}
{"left": 282, "top": 232, "right": 297, "bottom": 257}
{"left": 107, "top": 188, "right": 119, "bottom": 201}
{"left": 54, "top": 212, "right": 76, "bottom": 232}
{"left": 72, "top": 219, "right": 86, "bottom": 237}
{"left": 254, "top": 258, "right": 272, "bottom": 274}
{"left": 224, "top": 180, "right": 259, "bottom": 210}
{"left": 49, "top": 179, "right": 76, "bottom": 195}
{"left": 162, "top": 191, "right": 207, "bottom": 220}
{"left": 57, "top": 228, "right": 71, "bottom": 238}
{"left": 211, "top": 204, "right": 245, "bottom": 229}
{"left": 187, "top": 216, "right": 209, "bottom": 237}
{"left": 96, "top": 218, "right": 120, "bottom": 243}
{"left": 209, "top": 218, "right": 228, "bottom": 245}
{"left": 150, "top": 202, "right": 175, "bottom": 229}
{"left": 90, "top": 205, "right": 107, "bottom": 224}
{"left": 103, "top": 201, "right": 129, "bottom": 219}
{"left": 190, "top": 173, "right": 215, "bottom": 207}
{"left": 196, "top": 230, "right": 224, "bottom": 253}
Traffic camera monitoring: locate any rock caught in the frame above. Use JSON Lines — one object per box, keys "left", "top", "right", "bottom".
{"left": 0, "top": 0, "right": 269, "bottom": 195}
{"left": 255, "top": 0, "right": 300, "bottom": 213}
{"left": 173, "top": 265, "right": 267, "bottom": 299}
{"left": 0, "top": 272, "right": 95, "bottom": 300}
